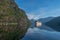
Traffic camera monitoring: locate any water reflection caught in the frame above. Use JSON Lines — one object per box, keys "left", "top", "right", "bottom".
{"left": 22, "top": 27, "right": 60, "bottom": 40}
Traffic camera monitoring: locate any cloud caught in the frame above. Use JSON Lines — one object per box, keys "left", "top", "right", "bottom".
{"left": 27, "top": 8, "right": 47, "bottom": 20}
{"left": 27, "top": 14, "right": 40, "bottom": 20}
{"left": 27, "top": 7, "right": 60, "bottom": 20}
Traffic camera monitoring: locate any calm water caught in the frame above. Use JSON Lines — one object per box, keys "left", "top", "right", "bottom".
{"left": 22, "top": 27, "right": 60, "bottom": 40}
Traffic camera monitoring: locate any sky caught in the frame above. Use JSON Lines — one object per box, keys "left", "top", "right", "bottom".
{"left": 15, "top": 0, "right": 60, "bottom": 20}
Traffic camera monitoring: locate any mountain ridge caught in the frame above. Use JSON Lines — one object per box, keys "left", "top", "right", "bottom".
{"left": 45, "top": 16, "right": 60, "bottom": 31}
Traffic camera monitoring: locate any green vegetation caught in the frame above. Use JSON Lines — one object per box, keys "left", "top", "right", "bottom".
{"left": 0, "top": 0, "right": 30, "bottom": 40}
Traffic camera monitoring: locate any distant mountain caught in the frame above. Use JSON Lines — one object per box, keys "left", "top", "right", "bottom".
{"left": 45, "top": 16, "right": 60, "bottom": 31}
{"left": 30, "top": 19, "right": 36, "bottom": 28}
{"left": 30, "top": 17, "right": 54, "bottom": 31}
{"left": 30, "top": 17, "right": 54, "bottom": 24}
{"left": 38, "top": 17, "right": 54, "bottom": 23}
{"left": 30, "top": 19, "right": 36, "bottom": 24}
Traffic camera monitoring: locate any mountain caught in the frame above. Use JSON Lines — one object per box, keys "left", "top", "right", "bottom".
{"left": 30, "top": 19, "right": 36, "bottom": 28}
{"left": 0, "top": 0, "right": 30, "bottom": 40}
{"left": 45, "top": 16, "right": 60, "bottom": 31}
{"left": 38, "top": 17, "right": 54, "bottom": 23}
{"left": 30, "top": 19, "right": 35, "bottom": 24}
{"left": 30, "top": 17, "right": 54, "bottom": 27}
{"left": 30, "top": 17, "right": 54, "bottom": 31}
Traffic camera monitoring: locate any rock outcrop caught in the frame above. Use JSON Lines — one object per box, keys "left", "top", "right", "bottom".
{"left": 0, "top": 0, "right": 30, "bottom": 40}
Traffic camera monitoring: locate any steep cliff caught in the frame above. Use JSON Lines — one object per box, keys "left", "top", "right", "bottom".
{"left": 0, "top": 0, "right": 30, "bottom": 40}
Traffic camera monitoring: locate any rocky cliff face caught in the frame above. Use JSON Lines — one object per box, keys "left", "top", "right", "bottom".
{"left": 0, "top": 0, "right": 30, "bottom": 40}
